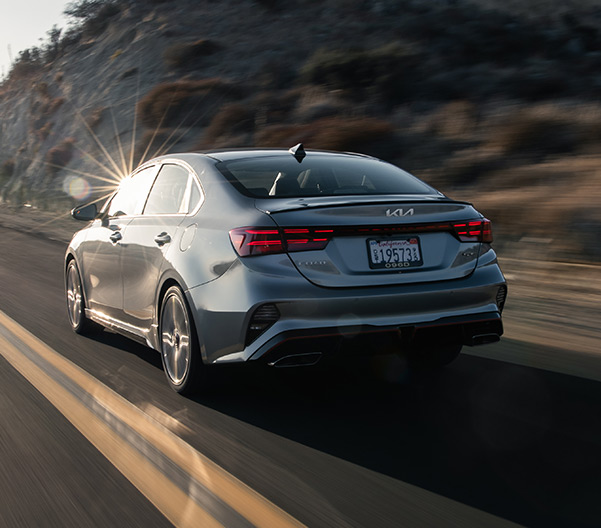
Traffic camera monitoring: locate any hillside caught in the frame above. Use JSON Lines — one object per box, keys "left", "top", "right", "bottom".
{"left": 1, "top": 0, "right": 601, "bottom": 262}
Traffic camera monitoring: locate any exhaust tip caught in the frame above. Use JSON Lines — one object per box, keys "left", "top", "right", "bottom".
{"left": 269, "top": 352, "right": 322, "bottom": 368}
{"left": 470, "top": 333, "right": 501, "bottom": 346}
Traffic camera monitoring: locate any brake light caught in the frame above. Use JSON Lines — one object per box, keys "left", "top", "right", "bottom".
{"left": 452, "top": 219, "right": 492, "bottom": 243}
{"left": 229, "top": 219, "right": 492, "bottom": 256}
{"left": 229, "top": 227, "right": 333, "bottom": 256}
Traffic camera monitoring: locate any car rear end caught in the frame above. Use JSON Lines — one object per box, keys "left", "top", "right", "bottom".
{"left": 188, "top": 149, "right": 506, "bottom": 367}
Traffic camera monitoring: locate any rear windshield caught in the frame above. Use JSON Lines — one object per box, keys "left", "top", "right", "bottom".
{"left": 215, "top": 155, "right": 435, "bottom": 198}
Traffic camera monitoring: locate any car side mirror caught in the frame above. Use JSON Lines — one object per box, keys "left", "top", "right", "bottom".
{"left": 71, "top": 203, "right": 97, "bottom": 221}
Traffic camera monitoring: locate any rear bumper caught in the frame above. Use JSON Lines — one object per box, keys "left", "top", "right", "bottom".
{"left": 185, "top": 251, "right": 506, "bottom": 364}
{"left": 252, "top": 311, "right": 503, "bottom": 367}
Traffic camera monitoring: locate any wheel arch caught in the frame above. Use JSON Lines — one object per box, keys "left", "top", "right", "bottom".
{"left": 154, "top": 271, "right": 207, "bottom": 363}
{"left": 64, "top": 251, "right": 89, "bottom": 309}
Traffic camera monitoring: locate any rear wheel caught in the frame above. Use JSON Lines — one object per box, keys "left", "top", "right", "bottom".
{"left": 408, "top": 344, "right": 462, "bottom": 369}
{"left": 160, "top": 286, "right": 207, "bottom": 395}
{"left": 66, "top": 259, "right": 99, "bottom": 335}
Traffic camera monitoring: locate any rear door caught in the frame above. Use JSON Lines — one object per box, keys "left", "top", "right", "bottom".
{"left": 260, "top": 197, "right": 483, "bottom": 288}
{"left": 120, "top": 163, "right": 201, "bottom": 327}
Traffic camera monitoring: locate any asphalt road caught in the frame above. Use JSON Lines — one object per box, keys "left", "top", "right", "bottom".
{"left": 1, "top": 226, "right": 600, "bottom": 527}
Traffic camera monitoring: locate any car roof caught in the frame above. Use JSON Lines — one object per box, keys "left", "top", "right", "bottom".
{"left": 197, "top": 148, "right": 376, "bottom": 163}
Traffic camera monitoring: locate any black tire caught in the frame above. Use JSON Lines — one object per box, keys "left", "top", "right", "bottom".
{"left": 65, "top": 259, "right": 100, "bottom": 335}
{"left": 159, "top": 285, "right": 208, "bottom": 395}
{"left": 408, "top": 344, "right": 462, "bottom": 369}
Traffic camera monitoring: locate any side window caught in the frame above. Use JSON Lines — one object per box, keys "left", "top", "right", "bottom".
{"left": 144, "top": 164, "right": 190, "bottom": 215}
{"left": 187, "top": 176, "right": 202, "bottom": 213}
{"left": 107, "top": 166, "right": 157, "bottom": 217}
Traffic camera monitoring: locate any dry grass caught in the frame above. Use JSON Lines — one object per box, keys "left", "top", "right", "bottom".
{"left": 486, "top": 110, "right": 583, "bottom": 159}
{"left": 300, "top": 43, "right": 419, "bottom": 103}
{"left": 30, "top": 96, "right": 65, "bottom": 139}
{"left": 200, "top": 103, "right": 255, "bottom": 147}
{"left": 255, "top": 116, "right": 395, "bottom": 153}
{"left": 46, "top": 138, "right": 76, "bottom": 174}
{"left": 414, "top": 101, "right": 479, "bottom": 140}
{"left": 452, "top": 155, "right": 601, "bottom": 260}
{"left": 163, "top": 40, "right": 219, "bottom": 70}
{"left": 137, "top": 79, "right": 245, "bottom": 129}
{"left": 87, "top": 107, "right": 106, "bottom": 130}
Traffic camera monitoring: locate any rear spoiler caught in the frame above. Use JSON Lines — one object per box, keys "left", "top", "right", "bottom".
{"left": 255, "top": 195, "right": 472, "bottom": 215}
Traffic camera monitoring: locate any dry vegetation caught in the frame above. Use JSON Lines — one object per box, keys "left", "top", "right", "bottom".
{"left": 163, "top": 39, "right": 220, "bottom": 70}
{"left": 137, "top": 79, "right": 246, "bottom": 129}
{"left": 1, "top": 0, "right": 601, "bottom": 262}
{"left": 46, "top": 138, "right": 76, "bottom": 175}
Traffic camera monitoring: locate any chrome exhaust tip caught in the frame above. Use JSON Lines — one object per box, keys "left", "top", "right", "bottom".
{"left": 470, "top": 333, "right": 501, "bottom": 346}
{"left": 268, "top": 352, "right": 322, "bottom": 368}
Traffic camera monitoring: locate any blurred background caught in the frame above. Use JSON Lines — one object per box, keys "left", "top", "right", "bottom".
{"left": 0, "top": 0, "right": 600, "bottom": 374}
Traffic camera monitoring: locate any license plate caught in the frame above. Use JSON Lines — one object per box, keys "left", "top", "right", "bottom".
{"left": 367, "top": 237, "right": 423, "bottom": 269}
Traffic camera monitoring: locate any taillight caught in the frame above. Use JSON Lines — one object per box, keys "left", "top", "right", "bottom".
{"left": 229, "top": 228, "right": 283, "bottom": 256}
{"left": 283, "top": 228, "right": 333, "bottom": 252}
{"left": 229, "top": 227, "right": 332, "bottom": 256}
{"left": 229, "top": 219, "right": 492, "bottom": 256}
{"left": 452, "top": 219, "right": 493, "bottom": 243}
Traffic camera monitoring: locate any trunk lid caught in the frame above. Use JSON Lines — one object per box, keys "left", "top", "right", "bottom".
{"left": 257, "top": 196, "right": 483, "bottom": 288}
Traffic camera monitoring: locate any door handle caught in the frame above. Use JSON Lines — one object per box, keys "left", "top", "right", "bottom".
{"left": 154, "top": 232, "right": 171, "bottom": 246}
{"left": 109, "top": 231, "right": 122, "bottom": 243}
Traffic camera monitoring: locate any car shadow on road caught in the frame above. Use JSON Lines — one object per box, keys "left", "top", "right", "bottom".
{"left": 84, "top": 328, "right": 164, "bottom": 371}
{"left": 198, "top": 351, "right": 601, "bottom": 528}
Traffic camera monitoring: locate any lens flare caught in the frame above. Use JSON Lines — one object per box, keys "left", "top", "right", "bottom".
{"left": 63, "top": 175, "right": 92, "bottom": 201}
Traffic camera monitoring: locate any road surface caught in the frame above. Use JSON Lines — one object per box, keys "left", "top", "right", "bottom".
{"left": 0, "top": 226, "right": 600, "bottom": 527}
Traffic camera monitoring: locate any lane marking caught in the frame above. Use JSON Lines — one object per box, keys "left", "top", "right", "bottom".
{"left": 0, "top": 310, "right": 305, "bottom": 528}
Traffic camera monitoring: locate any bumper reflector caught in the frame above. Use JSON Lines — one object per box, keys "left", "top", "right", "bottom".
{"left": 496, "top": 285, "right": 507, "bottom": 312}
{"left": 246, "top": 304, "right": 280, "bottom": 345}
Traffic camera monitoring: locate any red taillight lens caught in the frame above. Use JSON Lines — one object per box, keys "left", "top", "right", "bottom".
{"left": 452, "top": 219, "right": 492, "bottom": 243}
{"left": 229, "top": 227, "right": 332, "bottom": 257}
{"left": 230, "top": 219, "right": 492, "bottom": 256}
{"left": 229, "top": 228, "right": 284, "bottom": 256}
{"left": 283, "top": 228, "right": 332, "bottom": 252}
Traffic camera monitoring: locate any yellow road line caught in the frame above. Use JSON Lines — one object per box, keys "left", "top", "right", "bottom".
{"left": 0, "top": 310, "right": 305, "bottom": 528}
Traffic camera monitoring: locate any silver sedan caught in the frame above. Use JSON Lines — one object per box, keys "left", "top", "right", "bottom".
{"left": 65, "top": 145, "right": 506, "bottom": 394}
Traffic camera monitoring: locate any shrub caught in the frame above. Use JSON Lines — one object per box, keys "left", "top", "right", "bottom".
{"left": 0, "top": 159, "right": 15, "bottom": 183}
{"left": 137, "top": 79, "right": 245, "bottom": 129}
{"left": 8, "top": 48, "right": 43, "bottom": 80}
{"left": 64, "top": 0, "right": 117, "bottom": 20}
{"left": 46, "top": 138, "right": 76, "bottom": 174}
{"left": 202, "top": 103, "right": 255, "bottom": 145}
{"left": 251, "top": 88, "right": 304, "bottom": 127}
{"left": 38, "top": 122, "right": 53, "bottom": 141}
{"left": 254, "top": 117, "right": 396, "bottom": 157}
{"left": 163, "top": 40, "right": 219, "bottom": 70}
{"left": 64, "top": 0, "right": 121, "bottom": 37}
{"left": 489, "top": 111, "right": 583, "bottom": 159}
{"left": 257, "top": 58, "right": 297, "bottom": 89}
{"left": 87, "top": 107, "right": 106, "bottom": 129}
{"left": 31, "top": 97, "right": 66, "bottom": 136}
{"left": 254, "top": 0, "right": 279, "bottom": 10}
{"left": 300, "top": 43, "right": 420, "bottom": 103}
{"left": 121, "top": 67, "right": 138, "bottom": 80}
{"left": 417, "top": 101, "right": 478, "bottom": 139}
